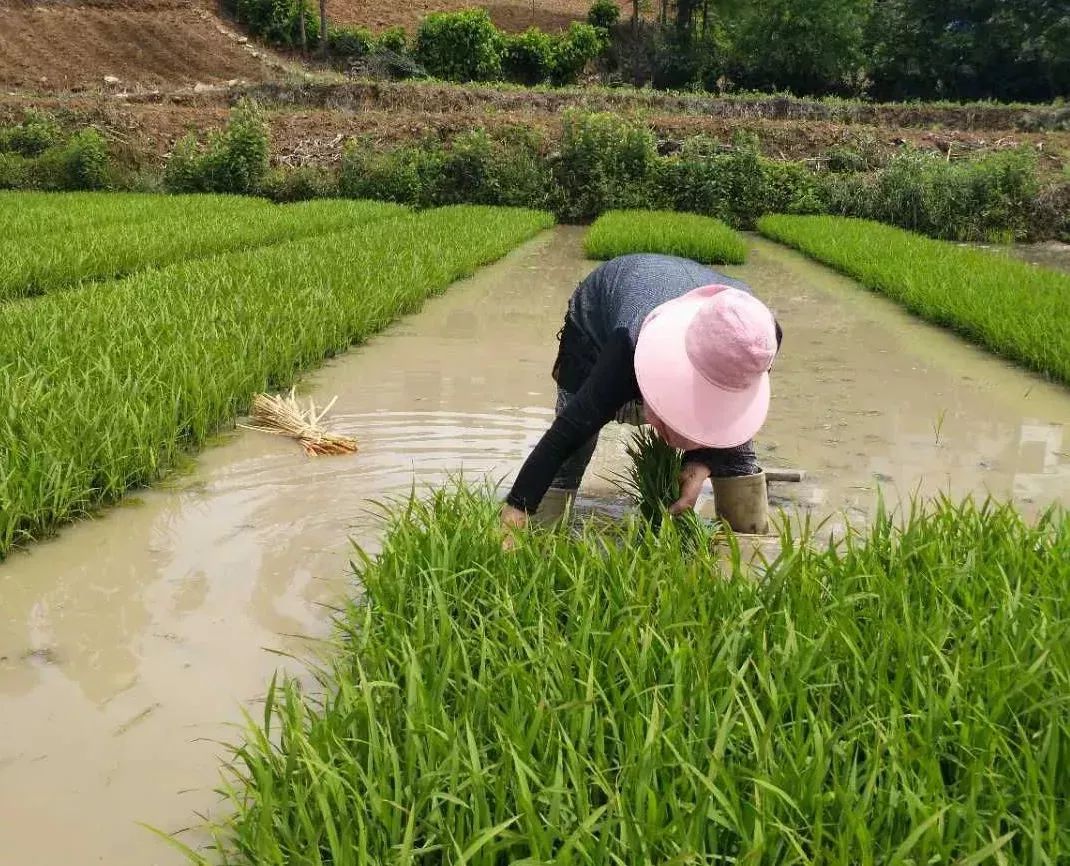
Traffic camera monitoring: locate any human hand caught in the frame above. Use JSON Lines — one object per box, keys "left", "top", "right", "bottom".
{"left": 500, "top": 504, "right": 528, "bottom": 550}
{"left": 669, "top": 462, "right": 711, "bottom": 515}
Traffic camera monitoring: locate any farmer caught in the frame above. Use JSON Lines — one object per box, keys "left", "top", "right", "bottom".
{"left": 501, "top": 253, "right": 782, "bottom": 533}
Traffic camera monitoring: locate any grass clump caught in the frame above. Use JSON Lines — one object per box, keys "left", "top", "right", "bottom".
{"left": 189, "top": 487, "right": 1070, "bottom": 864}
{"left": 0, "top": 206, "right": 552, "bottom": 556}
{"left": 585, "top": 209, "right": 749, "bottom": 264}
{"left": 0, "top": 196, "right": 405, "bottom": 303}
{"left": 758, "top": 214, "right": 1070, "bottom": 384}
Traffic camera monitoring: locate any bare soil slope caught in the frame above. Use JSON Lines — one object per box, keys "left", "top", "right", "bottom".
{"left": 0, "top": 0, "right": 279, "bottom": 92}
{"left": 327, "top": 0, "right": 626, "bottom": 34}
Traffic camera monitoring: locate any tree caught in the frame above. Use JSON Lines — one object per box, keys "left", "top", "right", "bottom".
{"left": 729, "top": 0, "right": 872, "bottom": 95}
{"left": 867, "top": 0, "right": 1070, "bottom": 101}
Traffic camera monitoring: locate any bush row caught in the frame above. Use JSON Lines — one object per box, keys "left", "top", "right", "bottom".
{"left": 333, "top": 113, "right": 1048, "bottom": 242}
{"left": 224, "top": 0, "right": 607, "bottom": 88}
{"left": 0, "top": 113, "right": 110, "bottom": 191}
{"left": 3, "top": 105, "right": 1060, "bottom": 243}
{"left": 330, "top": 10, "right": 607, "bottom": 86}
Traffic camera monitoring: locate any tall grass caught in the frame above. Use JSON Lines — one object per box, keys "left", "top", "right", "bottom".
{"left": 188, "top": 488, "right": 1070, "bottom": 864}
{"left": 585, "top": 209, "right": 749, "bottom": 264}
{"left": 0, "top": 206, "right": 553, "bottom": 556}
{"left": 0, "top": 190, "right": 274, "bottom": 241}
{"left": 758, "top": 214, "right": 1070, "bottom": 384}
{"left": 0, "top": 196, "right": 407, "bottom": 302}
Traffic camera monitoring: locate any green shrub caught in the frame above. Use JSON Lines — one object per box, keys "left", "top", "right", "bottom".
{"left": 327, "top": 24, "right": 374, "bottom": 58}
{"left": 0, "top": 112, "right": 61, "bottom": 157}
{"left": 587, "top": 0, "right": 620, "bottom": 31}
{"left": 551, "top": 111, "right": 658, "bottom": 221}
{"left": 164, "top": 100, "right": 269, "bottom": 195}
{"left": 655, "top": 134, "right": 767, "bottom": 227}
{"left": 261, "top": 165, "right": 339, "bottom": 201}
{"left": 59, "top": 129, "right": 110, "bottom": 190}
{"left": 0, "top": 153, "right": 30, "bottom": 189}
{"left": 502, "top": 28, "right": 555, "bottom": 85}
{"left": 229, "top": 0, "right": 316, "bottom": 47}
{"left": 341, "top": 130, "right": 552, "bottom": 210}
{"left": 440, "top": 129, "right": 552, "bottom": 208}
{"left": 340, "top": 139, "right": 444, "bottom": 205}
{"left": 549, "top": 22, "right": 605, "bottom": 85}
{"left": 649, "top": 28, "right": 724, "bottom": 91}
{"left": 375, "top": 25, "right": 408, "bottom": 54}
{"left": 825, "top": 134, "right": 883, "bottom": 173}
{"left": 585, "top": 208, "right": 749, "bottom": 264}
{"left": 18, "top": 129, "right": 111, "bottom": 191}
{"left": 415, "top": 9, "right": 503, "bottom": 82}
{"left": 761, "top": 159, "right": 823, "bottom": 214}
{"left": 758, "top": 215, "right": 1070, "bottom": 383}
{"left": 870, "top": 148, "right": 1039, "bottom": 242}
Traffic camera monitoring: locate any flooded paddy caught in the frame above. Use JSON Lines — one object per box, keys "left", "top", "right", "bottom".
{"left": 2, "top": 226, "right": 1069, "bottom": 865}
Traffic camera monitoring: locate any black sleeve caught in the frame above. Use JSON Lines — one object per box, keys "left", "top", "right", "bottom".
{"left": 506, "top": 328, "right": 640, "bottom": 514}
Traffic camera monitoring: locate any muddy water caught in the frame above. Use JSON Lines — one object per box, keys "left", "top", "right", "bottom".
{"left": 1011, "top": 241, "right": 1070, "bottom": 274}
{"left": 2, "top": 227, "right": 1069, "bottom": 865}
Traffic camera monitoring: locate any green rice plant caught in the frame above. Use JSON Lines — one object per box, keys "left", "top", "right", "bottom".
{"left": 0, "top": 191, "right": 275, "bottom": 241}
{"left": 585, "top": 209, "right": 749, "bottom": 264}
{"left": 615, "top": 426, "right": 708, "bottom": 544}
{"left": 759, "top": 214, "right": 1070, "bottom": 385}
{"left": 0, "top": 206, "right": 553, "bottom": 556}
{"left": 618, "top": 425, "right": 683, "bottom": 524}
{"left": 185, "top": 487, "right": 1070, "bottom": 864}
{"left": 0, "top": 196, "right": 407, "bottom": 303}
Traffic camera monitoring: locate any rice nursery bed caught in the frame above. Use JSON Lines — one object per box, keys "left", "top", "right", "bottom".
{"left": 758, "top": 215, "right": 1070, "bottom": 385}
{"left": 0, "top": 190, "right": 275, "bottom": 241}
{"left": 0, "top": 205, "right": 553, "bottom": 556}
{"left": 0, "top": 196, "right": 408, "bottom": 303}
{"left": 584, "top": 210, "right": 748, "bottom": 265}
{"left": 189, "top": 488, "right": 1070, "bottom": 865}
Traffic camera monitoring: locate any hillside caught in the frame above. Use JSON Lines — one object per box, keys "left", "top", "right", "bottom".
{"left": 0, "top": 0, "right": 281, "bottom": 92}
{"left": 326, "top": 0, "right": 616, "bottom": 34}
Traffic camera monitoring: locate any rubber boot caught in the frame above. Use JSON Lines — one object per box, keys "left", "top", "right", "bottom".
{"left": 712, "top": 471, "right": 769, "bottom": 535}
{"left": 532, "top": 487, "right": 576, "bottom": 528}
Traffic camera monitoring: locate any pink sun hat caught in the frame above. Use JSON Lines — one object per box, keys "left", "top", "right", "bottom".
{"left": 634, "top": 285, "right": 777, "bottom": 449}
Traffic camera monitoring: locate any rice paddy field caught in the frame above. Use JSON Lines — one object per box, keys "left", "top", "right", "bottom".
{"left": 585, "top": 210, "right": 749, "bottom": 265}
{"left": 192, "top": 489, "right": 1069, "bottom": 865}
{"left": 0, "top": 197, "right": 412, "bottom": 302}
{"left": 1, "top": 192, "right": 1069, "bottom": 866}
{"left": 0, "top": 196, "right": 552, "bottom": 554}
{"left": 757, "top": 215, "right": 1070, "bottom": 385}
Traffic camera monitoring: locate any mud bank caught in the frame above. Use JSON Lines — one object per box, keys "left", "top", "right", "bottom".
{"left": 1, "top": 227, "right": 1068, "bottom": 865}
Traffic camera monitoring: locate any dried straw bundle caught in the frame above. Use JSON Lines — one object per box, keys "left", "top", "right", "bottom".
{"left": 240, "top": 388, "right": 358, "bottom": 456}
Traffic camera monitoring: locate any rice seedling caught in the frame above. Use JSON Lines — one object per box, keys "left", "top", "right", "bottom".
{"left": 187, "top": 487, "right": 1070, "bottom": 865}
{"left": 584, "top": 209, "right": 749, "bottom": 264}
{"left": 613, "top": 426, "right": 711, "bottom": 545}
{"left": 758, "top": 214, "right": 1070, "bottom": 385}
{"left": 0, "top": 197, "right": 407, "bottom": 303}
{"left": 0, "top": 190, "right": 274, "bottom": 241}
{"left": 240, "top": 389, "right": 358, "bottom": 456}
{"left": 617, "top": 425, "right": 683, "bottom": 523}
{"left": 0, "top": 205, "right": 553, "bottom": 556}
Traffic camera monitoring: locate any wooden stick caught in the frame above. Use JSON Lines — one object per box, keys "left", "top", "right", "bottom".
{"left": 766, "top": 469, "right": 805, "bottom": 483}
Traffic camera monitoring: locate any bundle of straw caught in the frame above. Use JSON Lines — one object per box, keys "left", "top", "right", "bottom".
{"left": 240, "top": 388, "right": 358, "bottom": 456}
